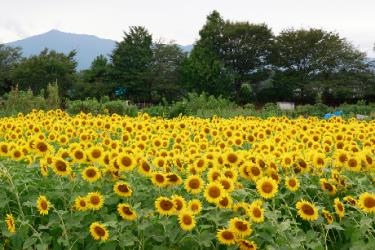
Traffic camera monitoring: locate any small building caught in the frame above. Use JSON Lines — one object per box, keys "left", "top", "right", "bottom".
{"left": 277, "top": 102, "right": 295, "bottom": 111}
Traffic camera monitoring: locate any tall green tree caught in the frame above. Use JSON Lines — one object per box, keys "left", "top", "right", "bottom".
{"left": 111, "top": 26, "right": 153, "bottom": 102}
{"left": 181, "top": 11, "right": 234, "bottom": 98}
{"left": 149, "top": 42, "right": 186, "bottom": 102}
{"left": 272, "top": 28, "right": 369, "bottom": 103}
{"left": 11, "top": 49, "right": 77, "bottom": 97}
{"left": 0, "top": 44, "right": 22, "bottom": 94}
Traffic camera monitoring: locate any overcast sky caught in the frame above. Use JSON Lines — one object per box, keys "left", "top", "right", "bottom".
{"left": 1, "top": 0, "right": 374, "bottom": 56}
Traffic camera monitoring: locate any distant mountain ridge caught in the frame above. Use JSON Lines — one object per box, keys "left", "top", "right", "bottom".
{"left": 6, "top": 29, "right": 193, "bottom": 70}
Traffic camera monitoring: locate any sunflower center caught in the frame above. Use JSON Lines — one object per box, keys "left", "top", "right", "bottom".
{"left": 174, "top": 200, "right": 183, "bottom": 210}
{"left": 208, "top": 186, "right": 221, "bottom": 198}
{"left": 212, "top": 172, "right": 220, "bottom": 181}
{"left": 224, "top": 171, "right": 234, "bottom": 179}
{"left": 155, "top": 174, "right": 164, "bottom": 183}
{"left": 90, "top": 196, "right": 100, "bottom": 205}
{"left": 188, "top": 178, "right": 200, "bottom": 189}
{"left": 301, "top": 204, "right": 314, "bottom": 215}
{"left": 317, "top": 158, "right": 324, "bottom": 165}
{"left": 37, "top": 143, "right": 48, "bottom": 152}
{"left": 121, "top": 156, "right": 132, "bottom": 167}
{"left": 197, "top": 160, "right": 204, "bottom": 168}
{"left": 160, "top": 200, "right": 173, "bottom": 210}
{"left": 348, "top": 159, "right": 357, "bottom": 168}
{"left": 122, "top": 206, "right": 133, "bottom": 215}
{"left": 251, "top": 167, "right": 260, "bottom": 176}
{"left": 234, "top": 221, "right": 248, "bottom": 231}
{"left": 79, "top": 200, "right": 86, "bottom": 207}
{"left": 56, "top": 161, "right": 67, "bottom": 171}
{"left": 339, "top": 154, "right": 347, "bottom": 163}
{"left": 191, "top": 204, "right": 199, "bottom": 211}
{"left": 41, "top": 200, "right": 48, "bottom": 210}
{"left": 220, "top": 180, "right": 230, "bottom": 189}
{"left": 222, "top": 231, "right": 234, "bottom": 240}
{"left": 86, "top": 169, "right": 97, "bottom": 178}
{"left": 364, "top": 197, "right": 375, "bottom": 208}
{"left": 91, "top": 149, "right": 101, "bottom": 159}
{"left": 288, "top": 179, "right": 296, "bottom": 187}
{"left": 261, "top": 182, "right": 273, "bottom": 193}
{"left": 74, "top": 151, "right": 83, "bottom": 159}
{"left": 227, "top": 153, "right": 238, "bottom": 163}
{"left": 167, "top": 174, "right": 178, "bottom": 182}
{"left": 182, "top": 215, "right": 193, "bottom": 225}
{"left": 118, "top": 184, "right": 129, "bottom": 193}
{"left": 94, "top": 226, "right": 106, "bottom": 237}
{"left": 142, "top": 162, "right": 150, "bottom": 171}
{"left": 252, "top": 207, "right": 261, "bottom": 218}
{"left": 220, "top": 197, "right": 229, "bottom": 206}
{"left": 337, "top": 203, "right": 344, "bottom": 212}
{"left": 323, "top": 182, "right": 333, "bottom": 191}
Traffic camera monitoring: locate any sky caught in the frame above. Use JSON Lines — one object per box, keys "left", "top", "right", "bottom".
{"left": 1, "top": 0, "right": 374, "bottom": 57}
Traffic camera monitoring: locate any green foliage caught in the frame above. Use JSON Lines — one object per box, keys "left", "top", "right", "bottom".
{"left": 66, "top": 97, "right": 138, "bottom": 116}
{"left": 11, "top": 49, "right": 77, "bottom": 97}
{"left": 0, "top": 44, "right": 22, "bottom": 95}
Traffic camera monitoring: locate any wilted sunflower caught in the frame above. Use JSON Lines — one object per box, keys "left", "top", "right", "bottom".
{"left": 204, "top": 182, "right": 225, "bottom": 203}
{"left": 74, "top": 196, "right": 89, "bottom": 211}
{"left": 5, "top": 214, "right": 16, "bottom": 234}
{"left": 334, "top": 198, "right": 345, "bottom": 219}
{"left": 229, "top": 217, "right": 252, "bottom": 237}
{"left": 82, "top": 166, "right": 101, "bottom": 183}
{"left": 285, "top": 176, "right": 300, "bottom": 192}
{"left": 184, "top": 175, "right": 204, "bottom": 194}
{"left": 357, "top": 192, "right": 375, "bottom": 214}
{"left": 37, "top": 195, "right": 50, "bottom": 215}
{"left": 256, "top": 177, "right": 278, "bottom": 199}
{"left": 216, "top": 228, "right": 236, "bottom": 245}
{"left": 155, "top": 196, "right": 175, "bottom": 216}
{"left": 87, "top": 192, "right": 105, "bottom": 210}
{"left": 117, "top": 203, "right": 137, "bottom": 221}
{"left": 178, "top": 210, "right": 196, "bottom": 231}
{"left": 238, "top": 239, "right": 257, "bottom": 250}
{"left": 89, "top": 222, "right": 109, "bottom": 241}
{"left": 188, "top": 199, "right": 202, "bottom": 215}
{"left": 113, "top": 181, "right": 133, "bottom": 197}
{"left": 296, "top": 199, "right": 319, "bottom": 221}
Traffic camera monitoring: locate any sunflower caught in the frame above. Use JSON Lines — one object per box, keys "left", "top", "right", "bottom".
{"left": 71, "top": 148, "right": 86, "bottom": 163}
{"left": 52, "top": 157, "right": 71, "bottom": 177}
{"left": 89, "top": 222, "right": 109, "bottom": 241}
{"left": 155, "top": 196, "right": 175, "bottom": 216}
{"left": 233, "top": 202, "right": 250, "bottom": 216}
{"left": 343, "top": 196, "right": 357, "bottom": 206}
{"left": 166, "top": 173, "right": 182, "bottom": 186}
{"left": 10, "top": 147, "right": 23, "bottom": 161}
{"left": 74, "top": 196, "right": 89, "bottom": 211}
{"left": 204, "top": 182, "right": 225, "bottom": 203}
{"left": 285, "top": 176, "right": 300, "bottom": 192}
{"left": 5, "top": 214, "right": 16, "bottom": 234}
{"left": 357, "top": 192, "right": 375, "bottom": 214}
{"left": 320, "top": 178, "right": 337, "bottom": 196}
{"left": 238, "top": 239, "right": 257, "bottom": 250}
{"left": 117, "top": 203, "right": 137, "bottom": 221}
{"left": 223, "top": 168, "right": 238, "bottom": 181}
{"left": 116, "top": 153, "right": 136, "bottom": 172}
{"left": 247, "top": 164, "right": 263, "bottom": 181}
{"left": 184, "top": 175, "right": 204, "bottom": 194}
{"left": 151, "top": 172, "right": 167, "bottom": 188}
{"left": 229, "top": 217, "right": 252, "bottom": 237}
{"left": 37, "top": 195, "right": 50, "bottom": 215}
{"left": 248, "top": 202, "right": 264, "bottom": 223}
{"left": 217, "top": 194, "right": 233, "bottom": 209}
{"left": 296, "top": 199, "right": 319, "bottom": 221}
{"left": 216, "top": 228, "right": 236, "bottom": 245}
{"left": 256, "top": 177, "right": 278, "bottom": 199}
{"left": 87, "top": 146, "right": 104, "bottom": 164}
{"left": 82, "top": 166, "right": 101, "bottom": 183}
{"left": 34, "top": 140, "right": 51, "bottom": 155}
{"left": 207, "top": 168, "right": 222, "bottom": 182}
{"left": 138, "top": 160, "right": 152, "bottom": 176}
{"left": 346, "top": 155, "right": 361, "bottom": 172}
{"left": 87, "top": 192, "right": 105, "bottom": 210}
{"left": 113, "top": 181, "right": 133, "bottom": 197}
{"left": 172, "top": 195, "right": 186, "bottom": 213}
{"left": 334, "top": 198, "right": 345, "bottom": 219}
{"left": 217, "top": 176, "right": 235, "bottom": 192}
{"left": 188, "top": 199, "right": 202, "bottom": 215}
{"left": 322, "top": 209, "right": 334, "bottom": 224}
{"left": 178, "top": 210, "right": 196, "bottom": 231}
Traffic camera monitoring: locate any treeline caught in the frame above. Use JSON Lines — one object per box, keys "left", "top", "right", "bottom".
{"left": 1, "top": 11, "right": 375, "bottom": 105}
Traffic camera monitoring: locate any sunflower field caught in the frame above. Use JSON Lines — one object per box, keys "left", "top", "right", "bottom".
{"left": 0, "top": 110, "right": 374, "bottom": 250}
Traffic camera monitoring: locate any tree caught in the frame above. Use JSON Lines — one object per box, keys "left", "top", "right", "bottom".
{"left": 148, "top": 42, "right": 186, "bottom": 102}
{"left": 0, "top": 44, "right": 22, "bottom": 94}
{"left": 11, "top": 49, "right": 77, "bottom": 97}
{"left": 181, "top": 11, "right": 234, "bottom": 99}
{"left": 272, "top": 28, "right": 369, "bottom": 103}
{"left": 111, "top": 26, "right": 153, "bottom": 102}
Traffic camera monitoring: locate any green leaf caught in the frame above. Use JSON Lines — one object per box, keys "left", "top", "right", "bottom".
{"left": 23, "top": 237, "right": 37, "bottom": 249}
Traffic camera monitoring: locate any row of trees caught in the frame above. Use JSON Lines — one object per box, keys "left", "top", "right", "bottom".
{"left": 1, "top": 11, "right": 374, "bottom": 105}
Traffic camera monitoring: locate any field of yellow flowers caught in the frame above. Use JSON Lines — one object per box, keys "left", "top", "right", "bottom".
{"left": 0, "top": 110, "right": 374, "bottom": 249}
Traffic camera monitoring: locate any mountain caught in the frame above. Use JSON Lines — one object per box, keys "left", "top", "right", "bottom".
{"left": 6, "top": 29, "right": 116, "bottom": 70}
{"left": 6, "top": 29, "right": 193, "bottom": 70}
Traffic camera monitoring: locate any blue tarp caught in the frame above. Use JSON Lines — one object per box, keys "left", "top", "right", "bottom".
{"left": 324, "top": 110, "right": 343, "bottom": 119}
